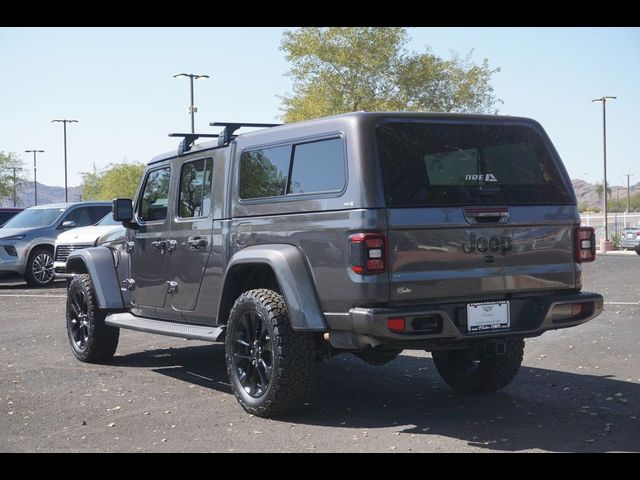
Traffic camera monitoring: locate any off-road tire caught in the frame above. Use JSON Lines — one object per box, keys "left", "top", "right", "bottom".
{"left": 432, "top": 337, "right": 525, "bottom": 393}
{"left": 225, "top": 288, "right": 316, "bottom": 417}
{"left": 66, "top": 273, "right": 119, "bottom": 363}
{"left": 24, "top": 247, "right": 55, "bottom": 287}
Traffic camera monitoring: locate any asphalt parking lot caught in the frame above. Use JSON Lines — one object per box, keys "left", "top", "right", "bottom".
{"left": 1, "top": 256, "right": 639, "bottom": 452}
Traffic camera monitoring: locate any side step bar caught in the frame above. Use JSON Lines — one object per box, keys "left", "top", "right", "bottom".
{"left": 105, "top": 312, "right": 225, "bottom": 342}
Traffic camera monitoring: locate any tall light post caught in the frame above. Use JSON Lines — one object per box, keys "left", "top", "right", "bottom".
{"left": 51, "top": 119, "right": 78, "bottom": 202}
{"left": 173, "top": 73, "right": 209, "bottom": 133}
{"left": 623, "top": 173, "right": 633, "bottom": 213}
{"left": 25, "top": 149, "right": 44, "bottom": 206}
{"left": 591, "top": 96, "right": 616, "bottom": 244}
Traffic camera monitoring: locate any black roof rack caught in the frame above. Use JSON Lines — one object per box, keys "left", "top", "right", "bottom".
{"left": 209, "top": 122, "right": 282, "bottom": 146}
{"left": 169, "top": 133, "right": 220, "bottom": 155}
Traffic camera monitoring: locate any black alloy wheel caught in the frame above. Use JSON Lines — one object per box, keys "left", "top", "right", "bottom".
{"left": 231, "top": 309, "right": 274, "bottom": 399}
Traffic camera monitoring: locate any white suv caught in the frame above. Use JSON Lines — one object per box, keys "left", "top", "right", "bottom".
{"left": 54, "top": 213, "right": 123, "bottom": 279}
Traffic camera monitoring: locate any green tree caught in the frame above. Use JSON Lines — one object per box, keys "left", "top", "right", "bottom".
{"left": 0, "top": 152, "right": 27, "bottom": 206}
{"left": 80, "top": 163, "right": 102, "bottom": 201}
{"left": 80, "top": 161, "right": 145, "bottom": 201}
{"left": 279, "top": 27, "right": 502, "bottom": 123}
{"left": 630, "top": 191, "right": 640, "bottom": 212}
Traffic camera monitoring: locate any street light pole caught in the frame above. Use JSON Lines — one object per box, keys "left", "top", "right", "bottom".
{"left": 51, "top": 119, "right": 78, "bottom": 202}
{"left": 623, "top": 174, "right": 633, "bottom": 213}
{"left": 12, "top": 167, "right": 17, "bottom": 207}
{"left": 592, "top": 96, "right": 616, "bottom": 243}
{"left": 25, "top": 149, "right": 44, "bottom": 206}
{"left": 173, "top": 73, "right": 210, "bottom": 133}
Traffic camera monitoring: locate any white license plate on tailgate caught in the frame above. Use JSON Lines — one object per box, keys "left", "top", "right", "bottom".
{"left": 467, "top": 301, "right": 510, "bottom": 332}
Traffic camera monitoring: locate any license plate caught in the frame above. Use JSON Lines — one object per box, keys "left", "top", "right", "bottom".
{"left": 467, "top": 301, "right": 510, "bottom": 332}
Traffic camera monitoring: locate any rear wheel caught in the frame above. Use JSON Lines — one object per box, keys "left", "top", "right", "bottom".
{"left": 25, "top": 248, "right": 55, "bottom": 287}
{"left": 432, "top": 337, "right": 525, "bottom": 393}
{"left": 635, "top": 246, "right": 640, "bottom": 255}
{"left": 66, "top": 274, "right": 119, "bottom": 363}
{"left": 225, "top": 289, "right": 316, "bottom": 417}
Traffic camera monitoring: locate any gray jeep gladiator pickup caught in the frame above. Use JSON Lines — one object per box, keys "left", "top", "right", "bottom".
{"left": 64, "top": 112, "right": 603, "bottom": 417}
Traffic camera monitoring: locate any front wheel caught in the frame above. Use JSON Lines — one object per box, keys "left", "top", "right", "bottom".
{"left": 25, "top": 248, "right": 55, "bottom": 287}
{"left": 432, "top": 337, "right": 525, "bottom": 393}
{"left": 66, "top": 274, "right": 119, "bottom": 363}
{"left": 225, "top": 289, "right": 316, "bottom": 417}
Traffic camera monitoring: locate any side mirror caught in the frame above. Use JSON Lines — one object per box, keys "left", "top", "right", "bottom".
{"left": 112, "top": 198, "right": 133, "bottom": 222}
{"left": 61, "top": 220, "right": 77, "bottom": 229}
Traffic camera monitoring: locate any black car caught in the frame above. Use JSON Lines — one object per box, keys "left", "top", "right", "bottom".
{"left": 0, "top": 207, "right": 24, "bottom": 227}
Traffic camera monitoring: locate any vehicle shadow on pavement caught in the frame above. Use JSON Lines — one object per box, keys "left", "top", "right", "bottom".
{"left": 109, "top": 344, "right": 233, "bottom": 393}
{"left": 108, "top": 344, "right": 639, "bottom": 452}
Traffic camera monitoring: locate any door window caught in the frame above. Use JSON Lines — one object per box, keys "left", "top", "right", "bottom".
{"left": 178, "top": 158, "right": 213, "bottom": 218}
{"left": 137, "top": 167, "right": 171, "bottom": 222}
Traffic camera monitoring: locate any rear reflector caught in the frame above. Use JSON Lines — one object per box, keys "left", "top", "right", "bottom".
{"left": 575, "top": 227, "right": 596, "bottom": 263}
{"left": 387, "top": 317, "right": 406, "bottom": 332}
{"left": 571, "top": 303, "right": 588, "bottom": 317}
{"left": 551, "top": 302, "right": 594, "bottom": 323}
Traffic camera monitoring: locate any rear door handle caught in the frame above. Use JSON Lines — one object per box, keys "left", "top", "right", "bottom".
{"left": 187, "top": 237, "right": 207, "bottom": 249}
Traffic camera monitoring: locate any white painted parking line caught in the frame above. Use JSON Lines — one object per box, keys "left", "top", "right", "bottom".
{"left": 0, "top": 294, "right": 67, "bottom": 298}
{"left": 604, "top": 301, "right": 639, "bottom": 305}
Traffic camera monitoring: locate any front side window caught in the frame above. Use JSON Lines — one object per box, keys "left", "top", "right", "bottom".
{"left": 178, "top": 158, "right": 213, "bottom": 218}
{"left": 240, "top": 145, "right": 291, "bottom": 199}
{"left": 63, "top": 207, "right": 94, "bottom": 227}
{"left": 137, "top": 167, "right": 171, "bottom": 222}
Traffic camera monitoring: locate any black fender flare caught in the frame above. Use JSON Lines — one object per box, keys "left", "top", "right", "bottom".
{"left": 66, "top": 247, "right": 124, "bottom": 310}
{"left": 219, "top": 244, "right": 327, "bottom": 331}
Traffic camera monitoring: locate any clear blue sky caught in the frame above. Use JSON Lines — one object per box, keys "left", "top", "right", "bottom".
{"left": 1, "top": 27, "right": 638, "bottom": 189}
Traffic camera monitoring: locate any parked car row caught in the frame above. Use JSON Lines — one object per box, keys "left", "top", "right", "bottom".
{"left": 0, "top": 202, "right": 120, "bottom": 286}
{"left": 620, "top": 226, "right": 640, "bottom": 254}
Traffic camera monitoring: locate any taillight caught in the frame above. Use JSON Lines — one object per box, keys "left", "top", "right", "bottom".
{"left": 575, "top": 227, "right": 596, "bottom": 263}
{"left": 349, "top": 232, "right": 386, "bottom": 274}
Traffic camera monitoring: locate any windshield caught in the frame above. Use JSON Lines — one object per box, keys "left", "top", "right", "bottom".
{"left": 96, "top": 213, "right": 119, "bottom": 226}
{"left": 377, "top": 122, "right": 573, "bottom": 207}
{"left": 2, "top": 208, "right": 65, "bottom": 228}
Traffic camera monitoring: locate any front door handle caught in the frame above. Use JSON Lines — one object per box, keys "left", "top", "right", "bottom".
{"left": 187, "top": 237, "right": 208, "bottom": 249}
{"left": 151, "top": 240, "right": 167, "bottom": 253}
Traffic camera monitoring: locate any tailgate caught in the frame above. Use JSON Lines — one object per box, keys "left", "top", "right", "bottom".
{"left": 387, "top": 206, "right": 578, "bottom": 304}
{"left": 376, "top": 119, "right": 579, "bottom": 304}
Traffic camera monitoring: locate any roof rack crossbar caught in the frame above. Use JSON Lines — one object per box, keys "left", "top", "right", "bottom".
{"left": 169, "top": 133, "right": 220, "bottom": 155}
{"left": 209, "top": 122, "right": 282, "bottom": 146}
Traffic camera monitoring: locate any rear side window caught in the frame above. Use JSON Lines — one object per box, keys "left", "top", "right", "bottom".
{"left": 178, "top": 158, "right": 213, "bottom": 218}
{"left": 377, "top": 122, "right": 572, "bottom": 206}
{"left": 289, "top": 138, "right": 345, "bottom": 194}
{"left": 138, "top": 167, "right": 171, "bottom": 222}
{"left": 240, "top": 137, "right": 345, "bottom": 200}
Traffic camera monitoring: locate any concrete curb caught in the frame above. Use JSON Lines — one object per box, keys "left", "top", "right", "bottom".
{"left": 596, "top": 250, "right": 639, "bottom": 256}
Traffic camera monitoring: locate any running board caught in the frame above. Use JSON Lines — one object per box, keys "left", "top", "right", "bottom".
{"left": 105, "top": 312, "right": 225, "bottom": 342}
